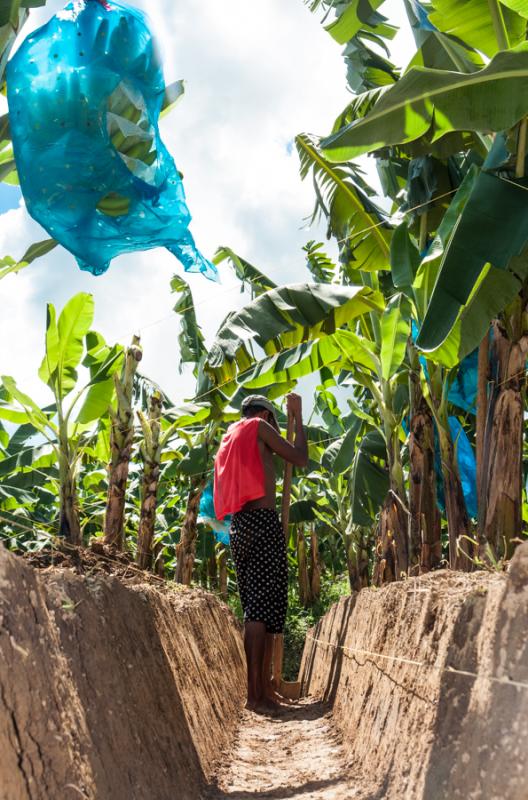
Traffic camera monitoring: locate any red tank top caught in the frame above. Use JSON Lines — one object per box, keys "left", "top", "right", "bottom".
{"left": 213, "top": 418, "right": 265, "bottom": 520}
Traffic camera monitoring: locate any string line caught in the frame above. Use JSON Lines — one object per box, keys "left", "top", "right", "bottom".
{"left": 305, "top": 633, "right": 528, "bottom": 692}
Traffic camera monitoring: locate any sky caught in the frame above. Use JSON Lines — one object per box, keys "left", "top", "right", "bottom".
{"left": 0, "top": 0, "right": 413, "bottom": 411}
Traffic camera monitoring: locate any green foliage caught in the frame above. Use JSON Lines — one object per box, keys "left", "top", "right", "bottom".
{"left": 322, "top": 46, "right": 528, "bottom": 162}
{"left": 380, "top": 295, "right": 411, "bottom": 380}
{"left": 303, "top": 241, "right": 338, "bottom": 283}
{"left": 0, "top": 239, "right": 57, "bottom": 281}
{"left": 305, "top": 0, "right": 398, "bottom": 93}
{"left": 213, "top": 247, "right": 277, "bottom": 296}
{"left": 296, "top": 133, "right": 391, "bottom": 272}
{"left": 206, "top": 282, "right": 384, "bottom": 388}
{"left": 2, "top": 0, "right": 528, "bottom": 612}
{"left": 428, "top": 0, "right": 526, "bottom": 56}
{"left": 171, "top": 275, "right": 206, "bottom": 372}
{"left": 0, "top": 294, "right": 124, "bottom": 537}
{"left": 418, "top": 171, "right": 528, "bottom": 352}
{"left": 282, "top": 573, "right": 350, "bottom": 681}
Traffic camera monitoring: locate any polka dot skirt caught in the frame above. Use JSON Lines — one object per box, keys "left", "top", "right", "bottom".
{"left": 231, "top": 508, "right": 288, "bottom": 634}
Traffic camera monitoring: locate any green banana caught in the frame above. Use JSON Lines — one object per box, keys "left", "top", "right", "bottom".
{"left": 96, "top": 192, "right": 130, "bottom": 217}
{"left": 143, "top": 149, "right": 158, "bottom": 167}
{"left": 110, "top": 128, "right": 127, "bottom": 151}
{"left": 120, "top": 103, "right": 142, "bottom": 124}
{"left": 121, "top": 138, "right": 153, "bottom": 160}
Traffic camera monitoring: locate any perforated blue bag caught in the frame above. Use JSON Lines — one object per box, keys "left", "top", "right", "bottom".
{"left": 197, "top": 483, "right": 231, "bottom": 546}
{"left": 435, "top": 417, "right": 477, "bottom": 520}
{"left": 7, "top": 0, "right": 218, "bottom": 279}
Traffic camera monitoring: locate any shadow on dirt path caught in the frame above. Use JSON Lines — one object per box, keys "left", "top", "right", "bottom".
{"left": 205, "top": 701, "right": 366, "bottom": 800}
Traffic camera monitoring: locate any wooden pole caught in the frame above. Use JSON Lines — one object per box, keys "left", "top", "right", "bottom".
{"left": 281, "top": 412, "right": 295, "bottom": 537}
{"left": 272, "top": 411, "right": 295, "bottom": 688}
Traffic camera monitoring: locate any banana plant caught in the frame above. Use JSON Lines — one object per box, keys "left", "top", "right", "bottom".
{"left": 104, "top": 335, "right": 143, "bottom": 549}
{"left": 173, "top": 423, "right": 216, "bottom": 585}
{"left": 307, "top": 0, "right": 527, "bottom": 565}
{"left": 0, "top": 293, "right": 123, "bottom": 542}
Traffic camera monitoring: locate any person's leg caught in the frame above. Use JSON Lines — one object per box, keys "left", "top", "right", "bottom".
{"left": 244, "top": 620, "right": 266, "bottom": 709}
{"left": 262, "top": 632, "right": 275, "bottom": 697}
{"left": 262, "top": 633, "right": 295, "bottom": 705}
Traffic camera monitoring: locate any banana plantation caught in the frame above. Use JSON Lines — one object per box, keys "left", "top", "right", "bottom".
{"left": 1, "top": 0, "right": 528, "bottom": 658}
{"left": 1, "top": 2, "right": 528, "bottom": 799}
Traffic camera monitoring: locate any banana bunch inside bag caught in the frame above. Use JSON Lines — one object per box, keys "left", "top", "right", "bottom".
{"left": 7, "top": 0, "right": 218, "bottom": 280}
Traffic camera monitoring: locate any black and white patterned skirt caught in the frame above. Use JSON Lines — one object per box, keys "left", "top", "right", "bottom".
{"left": 231, "top": 508, "right": 288, "bottom": 634}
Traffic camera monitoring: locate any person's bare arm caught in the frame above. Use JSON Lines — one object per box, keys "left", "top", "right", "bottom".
{"left": 258, "top": 393, "right": 308, "bottom": 467}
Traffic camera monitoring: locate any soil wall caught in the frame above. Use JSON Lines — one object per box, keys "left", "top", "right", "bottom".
{"left": 0, "top": 546, "right": 245, "bottom": 800}
{"left": 300, "top": 543, "right": 528, "bottom": 800}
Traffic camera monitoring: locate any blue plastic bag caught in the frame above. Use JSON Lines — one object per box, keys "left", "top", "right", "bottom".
{"left": 411, "top": 323, "right": 478, "bottom": 415}
{"left": 197, "top": 483, "right": 231, "bottom": 546}
{"left": 447, "top": 348, "right": 478, "bottom": 415}
{"left": 435, "top": 417, "right": 477, "bottom": 520}
{"left": 7, "top": 0, "right": 217, "bottom": 280}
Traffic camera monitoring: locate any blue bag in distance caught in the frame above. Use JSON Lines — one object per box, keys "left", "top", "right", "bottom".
{"left": 7, "top": 0, "right": 217, "bottom": 280}
{"left": 197, "top": 483, "right": 231, "bottom": 546}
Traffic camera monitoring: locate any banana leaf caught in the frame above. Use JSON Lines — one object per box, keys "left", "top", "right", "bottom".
{"left": 380, "top": 295, "right": 411, "bottom": 380}
{"left": 303, "top": 241, "right": 338, "bottom": 283}
{"left": 307, "top": 0, "right": 398, "bottom": 92}
{"left": 206, "top": 282, "right": 384, "bottom": 387}
{"left": 390, "top": 222, "right": 421, "bottom": 293}
{"left": 213, "top": 247, "right": 277, "bottom": 295}
{"left": 322, "top": 417, "right": 362, "bottom": 473}
{"left": 417, "top": 171, "right": 528, "bottom": 350}
{"left": 239, "top": 329, "right": 378, "bottom": 391}
{"left": 324, "top": 0, "right": 396, "bottom": 44}
{"left": 321, "top": 46, "right": 528, "bottom": 162}
{"left": 296, "top": 133, "right": 391, "bottom": 271}
{"left": 350, "top": 431, "right": 389, "bottom": 526}
{"left": 428, "top": 0, "right": 526, "bottom": 57}
{"left": 424, "top": 253, "right": 528, "bottom": 366}
{"left": 171, "top": 274, "right": 206, "bottom": 371}
{"left": 404, "top": 0, "right": 484, "bottom": 70}
{"left": 38, "top": 293, "right": 95, "bottom": 398}
{"left": 500, "top": 0, "right": 528, "bottom": 17}
{"left": 0, "top": 238, "right": 58, "bottom": 281}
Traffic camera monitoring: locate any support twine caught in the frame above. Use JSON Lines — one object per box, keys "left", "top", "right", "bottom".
{"left": 305, "top": 633, "right": 528, "bottom": 692}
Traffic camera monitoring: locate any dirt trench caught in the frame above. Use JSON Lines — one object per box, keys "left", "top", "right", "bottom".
{"left": 1, "top": 543, "right": 528, "bottom": 800}
{"left": 0, "top": 545, "right": 246, "bottom": 800}
{"left": 300, "top": 542, "right": 528, "bottom": 799}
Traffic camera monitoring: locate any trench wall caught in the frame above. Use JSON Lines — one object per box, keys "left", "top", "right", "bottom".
{"left": 300, "top": 544, "right": 528, "bottom": 800}
{"left": 0, "top": 546, "right": 245, "bottom": 800}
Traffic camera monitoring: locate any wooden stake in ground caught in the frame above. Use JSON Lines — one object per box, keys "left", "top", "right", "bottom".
{"left": 272, "top": 411, "right": 295, "bottom": 687}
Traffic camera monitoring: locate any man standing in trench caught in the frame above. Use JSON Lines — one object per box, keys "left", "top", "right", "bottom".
{"left": 214, "top": 393, "right": 308, "bottom": 711}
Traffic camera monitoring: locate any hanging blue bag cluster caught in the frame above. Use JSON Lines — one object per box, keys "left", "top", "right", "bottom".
{"left": 7, "top": 0, "right": 218, "bottom": 280}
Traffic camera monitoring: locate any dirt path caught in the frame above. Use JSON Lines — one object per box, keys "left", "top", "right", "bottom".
{"left": 206, "top": 701, "right": 362, "bottom": 800}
